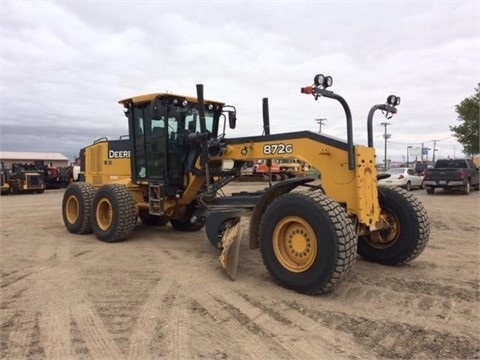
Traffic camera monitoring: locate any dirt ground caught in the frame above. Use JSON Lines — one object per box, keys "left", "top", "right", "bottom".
{"left": 0, "top": 184, "right": 479, "bottom": 360}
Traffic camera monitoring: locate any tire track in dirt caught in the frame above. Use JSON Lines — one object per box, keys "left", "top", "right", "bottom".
{"left": 285, "top": 300, "right": 480, "bottom": 359}
{"left": 127, "top": 278, "right": 176, "bottom": 359}
{"left": 137, "top": 246, "right": 348, "bottom": 359}
{"left": 0, "top": 308, "right": 36, "bottom": 359}
{"left": 0, "top": 239, "right": 123, "bottom": 359}
{"left": 235, "top": 292, "right": 373, "bottom": 359}
{"left": 341, "top": 268, "right": 480, "bottom": 333}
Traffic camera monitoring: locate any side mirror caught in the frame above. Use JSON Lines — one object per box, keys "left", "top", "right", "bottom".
{"left": 228, "top": 111, "right": 237, "bottom": 129}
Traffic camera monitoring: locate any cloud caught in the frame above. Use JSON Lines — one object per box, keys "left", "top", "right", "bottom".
{"left": 1, "top": 0, "right": 477, "bottom": 162}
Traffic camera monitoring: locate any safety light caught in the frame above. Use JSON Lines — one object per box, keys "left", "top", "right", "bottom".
{"left": 182, "top": 100, "right": 188, "bottom": 106}
{"left": 387, "top": 95, "right": 397, "bottom": 106}
{"left": 325, "top": 76, "right": 333, "bottom": 87}
{"left": 208, "top": 104, "right": 214, "bottom": 110}
{"left": 313, "top": 74, "right": 333, "bottom": 89}
{"left": 314, "top": 74, "right": 325, "bottom": 86}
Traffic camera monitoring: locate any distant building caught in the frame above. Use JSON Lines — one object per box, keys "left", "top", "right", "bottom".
{"left": 0, "top": 151, "right": 69, "bottom": 168}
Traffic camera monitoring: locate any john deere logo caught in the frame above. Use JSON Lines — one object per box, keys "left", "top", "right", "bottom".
{"left": 108, "top": 150, "right": 130, "bottom": 159}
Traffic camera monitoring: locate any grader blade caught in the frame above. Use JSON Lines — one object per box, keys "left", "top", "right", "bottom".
{"left": 219, "top": 222, "right": 243, "bottom": 280}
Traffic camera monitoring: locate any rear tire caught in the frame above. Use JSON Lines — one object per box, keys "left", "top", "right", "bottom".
{"left": 91, "top": 184, "right": 137, "bottom": 242}
{"left": 426, "top": 186, "right": 435, "bottom": 194}
{"left": 462, "top": 180, "right": 470, "bottom": 195}
{"left": 259, "top": 191, "right": 357, "bottom": 295}
{"left": 62, "top": 182, "right": 95, "bottom": 234}
{"left": 358, "top": 186, "right": 429, "bottom": 265}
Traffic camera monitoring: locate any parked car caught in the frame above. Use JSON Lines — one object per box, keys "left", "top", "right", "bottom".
{"left": 378, "top": 167, "right": 423, "bottom": 191}
{"left": 423, "top": 158, "right": 480, "bottom": 194}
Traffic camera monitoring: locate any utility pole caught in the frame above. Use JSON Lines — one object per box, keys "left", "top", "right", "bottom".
{"left": 380, "top": 122, "right": 391, "bottom": 171}
{"left": 406, "top": 145, "right": 412, "bottom": 167}
{"left": 432, "top": 140, "right": 438, "bottom": 163}
{"left": 315, "top": 118, "right": 327, "bottom": 133}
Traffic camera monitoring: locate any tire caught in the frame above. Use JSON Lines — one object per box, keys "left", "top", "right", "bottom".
{"left": 62, "top": 182, "right": 95, "bottom": 234}
{"left": 258, "top": 191, "right": 357, "bottom": 295}
{"left": 358, "top": 186, "right": 430, "bottom": 265}
{"left": 405, "top": 181, "right": 411, "bottom": 191}
{"left": 139, "top": 213, "right": 169, "bottom": 226}
{"left": 426, "top": 186, "right": 435, "bottom": 194}
{"left": 91, "top": 184, "right": 137, "bottom": 242}
{"left": 170, "top": 217, "right": 205, "bottom": 232}
{"left": 461, "top": 180, "right": 470, "bottom": 195}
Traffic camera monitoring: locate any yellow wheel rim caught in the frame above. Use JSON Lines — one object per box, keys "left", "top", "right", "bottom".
{"left": 369, "top": 210, "right": 400, "bottom": 249}
{"left": 96, "top": 198, "right": 113, "bottom": 231}
{"left": 66, "top": 195, "right": 79, "bottom": 224}
{"left": 272, "top": 216, "right": 317, "bottom": 273}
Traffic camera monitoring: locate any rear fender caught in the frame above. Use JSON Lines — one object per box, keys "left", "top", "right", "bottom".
{"left": 248, "top": 177, "right": 317, "bottom": 249}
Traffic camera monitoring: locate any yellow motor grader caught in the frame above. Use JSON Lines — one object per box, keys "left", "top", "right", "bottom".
{"left": 62, "top": 74, "right": 430, "bottom": 295}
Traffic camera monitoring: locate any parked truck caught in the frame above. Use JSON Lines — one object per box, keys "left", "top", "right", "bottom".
{"left": 422, "top": 158, "right": 480, "bottom": 195}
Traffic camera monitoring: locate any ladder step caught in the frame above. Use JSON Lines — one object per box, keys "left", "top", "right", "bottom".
{"left": 148, "top": 183, "right": 164, "bottom": 215}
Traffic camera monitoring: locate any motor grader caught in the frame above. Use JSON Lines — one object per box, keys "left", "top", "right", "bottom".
{"left": 62, "top": 74, "right": 430, "bottom": 295}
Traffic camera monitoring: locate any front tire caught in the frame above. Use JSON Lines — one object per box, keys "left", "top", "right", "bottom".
{"left": 91, "top": 184, "right": 137, "bottom": 242}
{"left": 358, "top": 186, "right": 429, "bottom": 265}
{"left": 258, "top": 191, "right": 357, "bottom": 295}
{"left": 426, "top": 186, "right": 435, "bottom": 194}
{"left": 62, "top": 182, "right": 95, "bottom": 234}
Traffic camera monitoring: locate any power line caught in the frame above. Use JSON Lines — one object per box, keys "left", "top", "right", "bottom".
{"left": 315, "top": 118, "right": 327, "bottom": 133}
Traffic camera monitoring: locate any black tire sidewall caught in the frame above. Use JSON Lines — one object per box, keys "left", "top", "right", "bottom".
{"left": 405, "top": 181, "right": 411, "bottom": 191}
{"left": 259, "top": 194, "right": 338, "bottom": 293}
{"left": 91, "top": 185, "right": 136, "bottom": 242}
{"left": 358, "top": 187, "right": 419, "bottom": 265}
{"left": 62, "top": 183, "right": 92, "bottom": 234}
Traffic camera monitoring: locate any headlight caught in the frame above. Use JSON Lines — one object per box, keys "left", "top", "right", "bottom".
{"left": 387, "top": 95, "right": 397, "bottom": 106}
{"left": 325, "top": 76, "right": 333, "bottom": 87}
{"left": 314, "top": 74, "right": 325, "bottom": 86}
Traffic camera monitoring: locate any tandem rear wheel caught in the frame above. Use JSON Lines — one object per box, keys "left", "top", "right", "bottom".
{"left": 62, "top": 182, "right": 96, "bottom": 234}
{"left": 91, "top": 184, "right": 137, "bottom": 243}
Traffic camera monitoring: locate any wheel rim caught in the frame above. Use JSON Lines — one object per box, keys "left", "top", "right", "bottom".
{"left": 66, "top": 195, "right": 79, "bottom": 224}
{"left": 272, "top": 216, "right": 317, "bottom": 273}
{"left": 96, "top": 197, "right": 113, "bottom": 231}
{"left": 368, "top": 210, "right": 400, "bottom": 249}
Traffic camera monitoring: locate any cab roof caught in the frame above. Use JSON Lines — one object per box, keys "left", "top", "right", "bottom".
{"left": 118, "top": 92, "right": 225, "bottom": 106}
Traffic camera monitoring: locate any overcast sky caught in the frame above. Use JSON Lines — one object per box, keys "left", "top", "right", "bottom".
{"left": 1, "top": 1, "right": 478, "bottom": 163}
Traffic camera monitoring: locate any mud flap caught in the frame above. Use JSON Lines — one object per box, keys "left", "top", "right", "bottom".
{"left": 219, "top": 222, "right": 243, "bottom": 280}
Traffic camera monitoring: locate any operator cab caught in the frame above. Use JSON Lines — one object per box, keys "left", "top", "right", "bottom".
{"left": 119, "top": 93, "right": 231, "bottom": 196}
